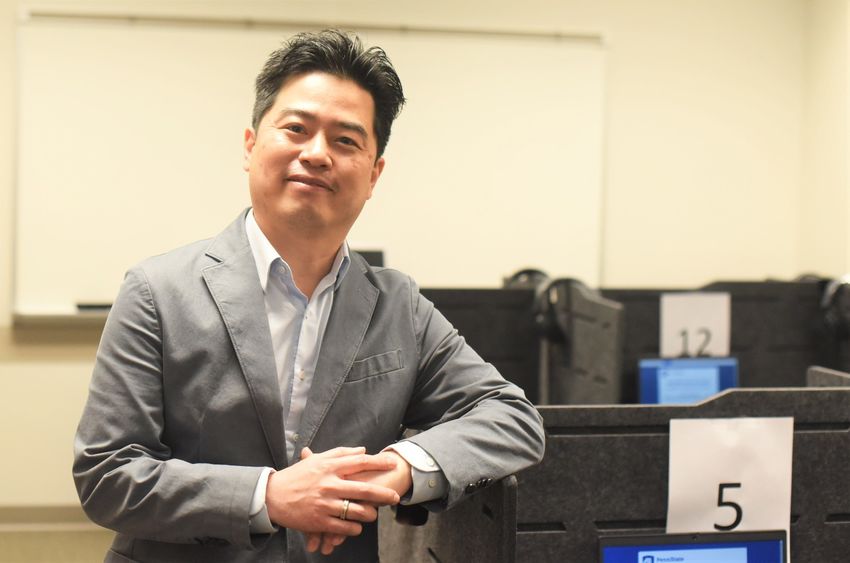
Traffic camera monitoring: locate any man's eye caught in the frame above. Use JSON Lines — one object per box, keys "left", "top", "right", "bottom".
{"left": 285, "top": 124, "right": 306, "bottom": 134}
{"left": 338, "top": 136, "right": 358, "bottom": 147}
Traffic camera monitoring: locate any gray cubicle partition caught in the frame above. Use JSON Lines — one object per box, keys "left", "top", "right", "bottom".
{"left": 381, "top": 388, "right": 850, "bottom": 563}
{"left": 806, "top": 365, "right": 850, "bottom": 387}
{"left": 423, "top": 280, "right": 837, "bottom": 407}
{"left": 380, "top": 476, "right": 517, "bottom": 563}
{"left": 601, "top": 281, "right": 825, "bottom": 403}
{"left": 519, "top": 388, "right": 850, "bottom": 562}
{"left": 421, "top": 289, "right": 540, "bottom": 403}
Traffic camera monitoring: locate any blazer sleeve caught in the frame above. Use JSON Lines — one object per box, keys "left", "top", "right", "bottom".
{"left": 400, "top": 278, "right": 546, "bottom": 509}
{"left": 72, "top": 267, "right": 266, "bottom": 549}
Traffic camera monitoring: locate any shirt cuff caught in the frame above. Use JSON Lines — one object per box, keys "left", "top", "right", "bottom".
{"left": 248, "top": 467, "right": 276, "bottom": 534}
{"left": 384, "top": 441, "right": 448, "bottom": 505}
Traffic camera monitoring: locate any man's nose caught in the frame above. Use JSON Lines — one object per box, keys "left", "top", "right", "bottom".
{"left": 299, "top": 134, "right": 331, "bottom": 168}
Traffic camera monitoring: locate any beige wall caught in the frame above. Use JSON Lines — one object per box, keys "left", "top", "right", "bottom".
{"left": 11, "top": 0, "right": 812, "bottom": 290}
{"left": 1, "top": 0, "right": 848, "bottom": 552}
{"left": 600, "top": 1, "right": 805, "bottom": 286}
{"left": 801, "top": 0, "right": 850, "bottom": 275}
{"left": 1, "top": 1, "right": 114, "bottom": 558}
{"left": 1, "top": 0, "right": 13, "bottom": 325}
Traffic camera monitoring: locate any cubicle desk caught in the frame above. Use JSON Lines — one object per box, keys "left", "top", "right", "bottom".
{"left": 517, "top": 388, "right": 850, "bottom": 562}
{"left": 383, "top": 388, "right": 850, "bottom": 563}
{"left": 601, "top": 282, "right": 824, "bottom": 403}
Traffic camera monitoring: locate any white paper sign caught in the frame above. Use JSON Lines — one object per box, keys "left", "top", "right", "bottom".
{"left": 661, "top": 292, "right": 730, "bottom": 358}
{"left": 667, "top": 417, "right": 793, "bottom": 560}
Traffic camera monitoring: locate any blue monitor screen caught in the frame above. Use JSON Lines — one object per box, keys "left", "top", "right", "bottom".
{"left": 639, "top": 357, "right": 738, "bottom": 404}
{"left": 599, "top": 531, "right": 785, "bottom": 563}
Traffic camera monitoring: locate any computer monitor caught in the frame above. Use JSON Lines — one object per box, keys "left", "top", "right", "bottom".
{"left": 639, "top": 357, "right": 738, "bottom": 404}
{"left": 599, "top": 530, "right": 786, "bottom": 563}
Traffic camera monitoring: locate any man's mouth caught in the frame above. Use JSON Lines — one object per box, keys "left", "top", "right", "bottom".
{"left": 288, "top": 175, "right": 332, "bottom": 191}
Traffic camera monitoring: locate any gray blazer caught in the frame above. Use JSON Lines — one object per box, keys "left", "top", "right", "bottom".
{"left": 73, "top": 210, "right": 545, "bottom": 562}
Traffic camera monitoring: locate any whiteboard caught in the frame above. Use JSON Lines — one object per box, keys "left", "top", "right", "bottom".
{"left": 15, "top": 18, "right": 605, "bottom": 316}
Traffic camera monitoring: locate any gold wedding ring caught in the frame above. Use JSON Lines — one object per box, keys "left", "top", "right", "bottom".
{"left": 340, "top": 499, "right": 350, "bottom": 521}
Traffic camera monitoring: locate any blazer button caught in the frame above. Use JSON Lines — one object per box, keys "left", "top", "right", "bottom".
{"left": 464, "top": 483, "right": 477, "bottom": 495}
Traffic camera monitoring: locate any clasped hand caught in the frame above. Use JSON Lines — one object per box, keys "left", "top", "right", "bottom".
{"left": 265, "top": 446, "right": 412, "bottom": 555}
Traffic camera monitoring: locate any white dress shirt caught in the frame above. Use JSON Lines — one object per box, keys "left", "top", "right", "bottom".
{"left": 244, "top": 211, "right": 447, "bottom": 532}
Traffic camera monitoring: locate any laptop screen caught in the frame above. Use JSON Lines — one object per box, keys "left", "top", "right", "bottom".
{"left": 599, "top": 531, "right": 786, "bottom": 563}
{"left": 639, "top": 357, "right": 739, "bottom": 404}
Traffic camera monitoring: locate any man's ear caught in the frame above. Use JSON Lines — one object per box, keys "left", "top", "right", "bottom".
{"left": 242, "top": 128, "right": 256, "bottom": 172}
{"left": 367, "top": 157, "right": 385, "bottom": 199}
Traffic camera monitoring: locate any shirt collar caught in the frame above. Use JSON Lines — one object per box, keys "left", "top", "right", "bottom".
{"left": 245, "top": 210, "right": 350, "bottom": 293}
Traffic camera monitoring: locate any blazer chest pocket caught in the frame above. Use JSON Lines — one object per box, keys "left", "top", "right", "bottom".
{"left": 347, "top": 349, "right": 404, "bottom": 382}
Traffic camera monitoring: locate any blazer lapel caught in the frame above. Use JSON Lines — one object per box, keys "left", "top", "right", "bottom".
{"left": 295, "top": 259, "right": 379, "bottom": 456}
{"left": 201, "top": 212, "right": 288, "bottom": 469}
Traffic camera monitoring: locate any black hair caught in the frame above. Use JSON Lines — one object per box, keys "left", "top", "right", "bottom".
{"left": 252, "top": 29, "right": 405, "bottom": 158}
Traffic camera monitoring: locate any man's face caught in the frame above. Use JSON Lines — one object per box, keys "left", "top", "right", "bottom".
{"left": 243, "top": 71, "right": 385, "bottom": 239}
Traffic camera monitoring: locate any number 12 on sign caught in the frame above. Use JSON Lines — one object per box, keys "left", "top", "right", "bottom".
{"left": 679, "top": 328, "right": 713, "bottom": 357}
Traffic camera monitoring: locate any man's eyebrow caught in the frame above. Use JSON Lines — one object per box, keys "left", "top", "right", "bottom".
{"left": 336, "top": 120, "right": 369, "bottom": 140}
{"left": 274, "top": 108, "right": 314, "bottom": 122}
{"left": 274, "top": 108, "right": 369, "bottom": 140}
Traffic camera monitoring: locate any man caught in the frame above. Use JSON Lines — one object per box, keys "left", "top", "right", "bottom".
{"left": 74, "top": 30, "right": 545, "bottom": 562}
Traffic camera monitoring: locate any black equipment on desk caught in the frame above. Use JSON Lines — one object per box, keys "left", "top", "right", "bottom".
{"left": 534, "top": 278, "right": 624, "bottom": 404}
{"left": 819, "top": 275, "right": 850, "bottom": 372}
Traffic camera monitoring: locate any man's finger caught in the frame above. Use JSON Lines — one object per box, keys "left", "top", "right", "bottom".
{"left": 338, "top": 500, "right": 378, "bottom": 523}
{"left": 322, "top": 518, "right": 363, "bottom": 537}
{"left": 305, "top": 532, "right": 322, "bottom": 553}
{"left": 316, "top": 532, "right": 346, "bottom": 555}
{"left": 321, "top": 534, "right": 337, "bottom": 555}
{"left": 328, "top": 452, "right": 397, "bottom": 476}
{"left": 335, "top": 480, "right": 401, "bottom": 506}
{"left": 306, "top": 446, "right": 366, "bottom": 460}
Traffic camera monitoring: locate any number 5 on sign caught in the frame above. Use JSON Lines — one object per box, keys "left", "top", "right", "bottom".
{"left": 660, "top": 292, "right": 730, "bottom": 358}
{"left": 667, "top": 418, "right": 793, "bottom": 559}
{"left": 714, "top": 482, "right": 742, "bottom": 531}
